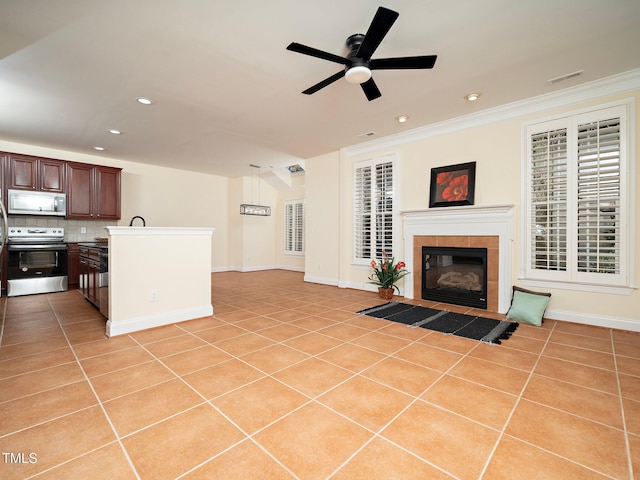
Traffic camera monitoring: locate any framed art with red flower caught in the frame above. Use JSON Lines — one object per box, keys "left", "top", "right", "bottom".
{"left": 429, "top": 161, "right": 476, "bottom": 208}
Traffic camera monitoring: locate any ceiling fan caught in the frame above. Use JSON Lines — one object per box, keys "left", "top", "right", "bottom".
{"left": 287, "top": 6, "right": 437, "bottom": 101}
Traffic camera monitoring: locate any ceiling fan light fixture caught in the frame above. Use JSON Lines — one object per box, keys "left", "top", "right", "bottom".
{"left": 345, "top": 66, "right": 372, "bottom": 84}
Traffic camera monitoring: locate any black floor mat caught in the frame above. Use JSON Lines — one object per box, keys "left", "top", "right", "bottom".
{"left": 357, "top": 302, "right": 518, "bottom": 344}
{"left": 420, "top": 312, "right": 476, "bottom": 334}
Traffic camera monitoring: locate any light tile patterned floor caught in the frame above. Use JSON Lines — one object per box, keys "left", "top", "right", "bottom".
{"left": 0, "top": 270, "right": 638, "bottom": 479}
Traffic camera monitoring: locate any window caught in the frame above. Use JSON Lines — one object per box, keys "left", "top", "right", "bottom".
{"left": 284, "top": 199, "right": 304, "bottom": 255}
{"left": 354, "top": 156, "right": 394, "bottom": 263}
{"left": 523, "top": 103, "right": 632, "bottom": 289}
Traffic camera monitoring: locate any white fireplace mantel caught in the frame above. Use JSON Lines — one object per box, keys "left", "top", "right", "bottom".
{"left": 401, "top": 204, "right": 515, "bottom": 312}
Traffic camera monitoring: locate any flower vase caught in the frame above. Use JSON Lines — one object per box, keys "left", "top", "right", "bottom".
{"left": 378, "top": 287, "right": 394, "bottom": 301}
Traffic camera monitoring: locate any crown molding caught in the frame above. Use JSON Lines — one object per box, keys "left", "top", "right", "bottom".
{"left": 343, "top": 68, "right": 640, "bottom": 157}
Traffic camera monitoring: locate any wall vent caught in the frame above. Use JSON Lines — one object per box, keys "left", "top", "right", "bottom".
{"left": 547, "top": 70, "right": 584, "bottom": 84}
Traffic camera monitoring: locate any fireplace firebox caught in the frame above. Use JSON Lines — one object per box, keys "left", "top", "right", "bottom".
{"left": 422, "top": 246, "right": 488, "bottom": 309}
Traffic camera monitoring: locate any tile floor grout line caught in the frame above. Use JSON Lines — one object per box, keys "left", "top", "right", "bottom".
{"left": 611, "top": 329, "right": 636, "bottom": 480}
{"left": 179, "top": 308, "right": 465, "bottom": 478}
{"left": 45, "top": 296, "right": 142, "bottom": 480}
{"left": 510, "top": 396, "right": 629, "bottom": 432}
{"left": 527, "top": 370, "right": 629, "bottom": 402}
{"left": 475, "top": 322, "right": 555, "bottom": 479}
{"left": 495, "top": 431, "right": 623, "bottom": 480}
{"left": 0, "top": 403, "right": 97, "bottom": 440}
{"left": 125, "top": 334, "right": 303, "bottom": 480}
{"left": 474, "top": 319, "right": 628, "bottom": 480}
{"left": 327, "top": 337, "right": 486, "bottom": 479}
{"left": 21, "top": 441, "right": 128, "bottom": 480}
{"left": 0, "top": 359, "right": 82, "bottom": 384}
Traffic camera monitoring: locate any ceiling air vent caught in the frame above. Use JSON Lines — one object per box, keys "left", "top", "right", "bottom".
{"left": 547, "top": 70, "right": 584, "bottom": 84}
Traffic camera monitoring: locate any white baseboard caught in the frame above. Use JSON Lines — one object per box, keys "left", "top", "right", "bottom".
{"left": 545, "top": 308, "right": 640, "bottom": 332}
{"left": 220, "top": 265, "right": 304, "bottom": 273}
{"left": 106, "top": 304, "right": 213, "bottom": 337}
{"left": 276, "top": 264, "right": 305, "bottom": 272}
{"left": 225, "top": 265, "right": 276, "bottom": 273}
{"left": 304, "top": 275, "right": 339, "bottom": 287}
{"left": 337, "top": 280, "right": 407, "bottom": 297}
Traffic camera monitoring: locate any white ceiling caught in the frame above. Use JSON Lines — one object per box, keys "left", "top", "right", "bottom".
{"left": 1, "top": 0, "right": 639, "bottom": 178}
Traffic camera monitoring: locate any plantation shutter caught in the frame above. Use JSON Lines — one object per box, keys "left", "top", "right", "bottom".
{"left": 354, "top": 157, "right": 394, "bottom": 262}
{"left": 354, "top": 164, "right": 372, "bottom": 259}
{"left": 524, "top": 103, "right": 628, "bottom": 288}
{"left": 374, "top": 161, "right": 393, "bottom": 259}
{"left": 284, "top": 202, "right": 294, "bottom": 252}
{"left": 284, "top": 200, "right": 304, "bottom": 254}
{"left": 576, "top": 117, "right": 621, "bottom": 275}
{"left": 530, "top": 127, "right": 568, "bottom": 272}
{"left": 294, "top": 201, "right": 304, "bottom": 253}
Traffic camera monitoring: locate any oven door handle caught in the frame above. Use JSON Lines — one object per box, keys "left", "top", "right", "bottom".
{"left": 8, "top": 244, "right": 67, "bottom": 251}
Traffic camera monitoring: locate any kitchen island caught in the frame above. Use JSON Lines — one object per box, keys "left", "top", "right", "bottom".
{"left": 103, "top": 226, "right": 215, "bottom": 337}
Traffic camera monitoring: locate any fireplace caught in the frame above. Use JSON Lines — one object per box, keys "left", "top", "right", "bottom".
{"left": 401, "top": 205, "right": 515, "bottom": 313}
{"left": 422, "top": 246, "right": 488, "bottom": 309}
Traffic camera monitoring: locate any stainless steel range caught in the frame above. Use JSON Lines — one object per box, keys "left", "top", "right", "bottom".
{"left": 7, "top": 227, "right": 68, "bottom": 297}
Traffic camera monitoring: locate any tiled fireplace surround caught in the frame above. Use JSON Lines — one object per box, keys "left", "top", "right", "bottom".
{"left": 401, "top": 204, "right": 515, "bottom": 313}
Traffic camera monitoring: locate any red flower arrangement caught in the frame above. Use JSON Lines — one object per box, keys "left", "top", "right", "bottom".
{"left": 368, "top": 251, "right": 410, "bottom": 293}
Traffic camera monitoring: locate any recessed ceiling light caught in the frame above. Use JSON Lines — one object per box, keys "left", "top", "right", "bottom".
{"left": 465, "top": 92, "right": 481, "bottom": 102}
{"left": 108, "top": 129, "right": 122, "bottom": 135}
{"left": 93, "top": 146, "right": 105, "bottom": 151}
{"left": 396, "top": 115, "right": 409, "bottom": 123}
{"left": 136, "top": 97, "right": 153, "bottom": 105}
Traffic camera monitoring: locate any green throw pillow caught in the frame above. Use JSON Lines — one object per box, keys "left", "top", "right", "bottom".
{"left": 506, "top": 289, "right": 550, "bottom": 326}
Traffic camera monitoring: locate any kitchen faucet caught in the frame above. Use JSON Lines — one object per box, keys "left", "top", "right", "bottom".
{"left": 129, "top": 216, "right": 146, "bottom": 227}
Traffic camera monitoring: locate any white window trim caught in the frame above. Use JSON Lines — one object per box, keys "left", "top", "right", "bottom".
{"left": 352, "top": 153, "right": 397, "bottom": 265}
{"left": 520, "top": 99, "right": 636, "bottom": 294}
{"left": 284, "top": 199, "right": 304, "bottom": 256}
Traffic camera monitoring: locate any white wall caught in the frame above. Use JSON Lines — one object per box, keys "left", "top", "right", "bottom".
{"left": 304, "top": 152, "right": 341, "bottom": 285}
{"left": 327, "top": 87, "right": 640, "bottom": 330}
{"left": 232, "top": 176, "right": 278, "bottom": 271}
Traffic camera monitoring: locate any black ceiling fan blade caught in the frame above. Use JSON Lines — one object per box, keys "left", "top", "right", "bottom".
{"left": 287, "top": 42, "right": 349, "bottom": 65}
{"left": 302, "top": 70, "right": 346, "bottom": 95}
{"left": 360, "top": 78, "right": 382, "bottom": 101}
{"left": 370, "top": 55, "right": 438, "bottom": 70}
{"left": 356, "top": 7, "right": 399, "bottom": 61}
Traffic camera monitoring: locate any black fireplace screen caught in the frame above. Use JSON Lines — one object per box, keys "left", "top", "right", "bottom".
{"left": 422, "top": 246, "right": 488, "bottom": 309}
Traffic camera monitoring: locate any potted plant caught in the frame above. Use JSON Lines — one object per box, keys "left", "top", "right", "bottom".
{"left": 368, "top": 251, "right": 410, "bottom": 300}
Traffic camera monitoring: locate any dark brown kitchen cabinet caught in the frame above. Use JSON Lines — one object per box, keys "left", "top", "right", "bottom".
{"left": 66, "top": 163, "right": 121, "bottom": 220}
{"left": 67, "top": 243, "right": 79, "bottom": 288}
{"left": 6, "top": 153, "right": 65, "bottom": 192}
{"left": 79, "top": 246, "right": 100, "bottom": 308}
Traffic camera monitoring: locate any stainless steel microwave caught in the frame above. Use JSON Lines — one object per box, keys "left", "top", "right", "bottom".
{"left": 7, "top": 189, "right": 66, "bottom": 216}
